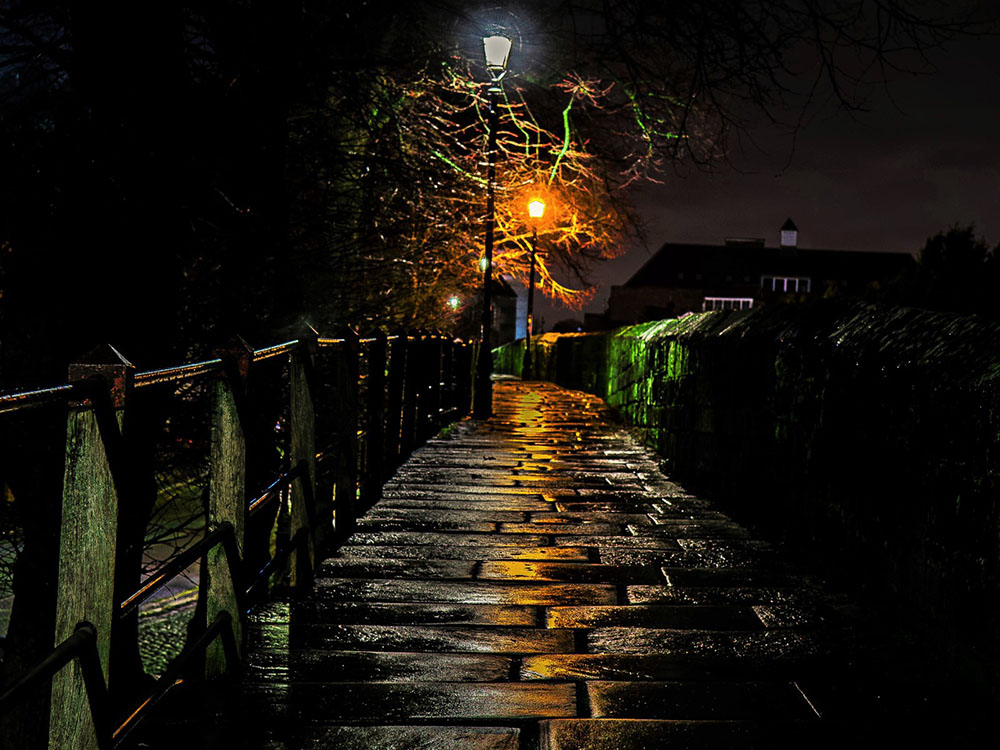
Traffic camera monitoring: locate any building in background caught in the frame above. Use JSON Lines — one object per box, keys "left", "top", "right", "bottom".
{"left": 455, "top": 277, "right": 519, "bottom": 345}
{"left": 598, "top": 219, "right": 914, "bottom": 327}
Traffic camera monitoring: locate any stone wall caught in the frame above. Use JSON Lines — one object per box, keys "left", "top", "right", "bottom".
{"left": 494, "top": 300, "right": 1000, "bottom": 681}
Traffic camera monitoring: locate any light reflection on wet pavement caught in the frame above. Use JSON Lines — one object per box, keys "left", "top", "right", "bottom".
{"left": 234, "top": 381, "right": 980, "bottom": 749}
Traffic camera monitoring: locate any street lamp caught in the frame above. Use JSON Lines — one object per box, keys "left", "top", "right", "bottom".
{"left": 523, "top": 198, "right": 545, "bottom": 380}
{"left": 473, "top": 32, "right": 512, "bottom": 419}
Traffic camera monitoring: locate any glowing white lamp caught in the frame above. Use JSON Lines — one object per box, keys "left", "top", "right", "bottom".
{"left": 483, "top": 35, "right": 512, "bottom": 81}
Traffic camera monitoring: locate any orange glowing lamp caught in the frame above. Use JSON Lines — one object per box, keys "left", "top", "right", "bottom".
{"left": 528, "top": 198, "right": 546, "bottom": 221}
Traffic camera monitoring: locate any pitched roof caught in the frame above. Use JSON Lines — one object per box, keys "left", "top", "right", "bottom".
{"left": 624, "top": 242, "right": 913, "bottom": 288}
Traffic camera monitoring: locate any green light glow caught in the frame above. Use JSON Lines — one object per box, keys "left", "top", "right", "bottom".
{"left": 502, "top": 87, "right": 535, "bottom": 156}
{"left": 448, "top": 296, "right": 460, "bottom": 309}
{"left": 549, "top": 97, "right": 574, "bottom": 184}
{"left": 480, "top": 257, "right": 489, "bottom": 272}
{"left": 432, "top": 149, "right": 487, "bottom": 185}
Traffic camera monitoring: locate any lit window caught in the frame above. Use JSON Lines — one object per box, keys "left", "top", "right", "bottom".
{"left": 761, "top": 276, "right": 811, "bottom": 293}
{"left": 702, "top": 297, "right": 754, "bottom": 311}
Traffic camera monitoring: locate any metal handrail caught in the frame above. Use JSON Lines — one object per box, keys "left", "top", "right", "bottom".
{"left": 248, "top": 462, "right": 305, "bottom": 517}
{"left": 133, "top": 359, "right": 224, "bottom": 389}
{"left": 0, "top": 622, "right": 96, "bottom": 708}
{"left": 244, "top": 527, "right": 310, "bottom": 603}
{"left": 112, "top": 611, "right": 238, "bottom": 748}
{"left": 0, "top": 621, "right": 113, "bottom": 750}
{"left": 0, "top": 331, "right": 466, "bottom": 415}
{"left": 252, "top": 340, "right": 300, "bottom": 362}
{"left": 119, "top": 522, "right": 238, "bottom": 619}
{"left": 0, "top": 383, "right": 78, "bottom": 415}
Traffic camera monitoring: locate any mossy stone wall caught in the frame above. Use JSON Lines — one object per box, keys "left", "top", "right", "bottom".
{"left": 494, "top": 300, "right": 1000, "bottom": 679}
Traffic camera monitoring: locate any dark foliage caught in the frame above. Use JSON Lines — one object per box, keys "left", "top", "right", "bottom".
{"left": 881, "top": 225, "right": 1000, "bottom": 317}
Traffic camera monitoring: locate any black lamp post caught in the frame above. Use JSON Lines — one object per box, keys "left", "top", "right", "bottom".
{"left": 523, "top": 197, "right": 545, "bottom": 380}
{"left": 473, "top": 33, "right": 512, "bottom": 419}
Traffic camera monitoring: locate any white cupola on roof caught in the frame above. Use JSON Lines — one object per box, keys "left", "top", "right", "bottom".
{"left": 780, "top": 217, "right": 798, "bottom": 248}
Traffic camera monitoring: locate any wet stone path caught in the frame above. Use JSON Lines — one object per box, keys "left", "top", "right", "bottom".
{"left": 241, "top": 381, "right": 946, "bottom": 749}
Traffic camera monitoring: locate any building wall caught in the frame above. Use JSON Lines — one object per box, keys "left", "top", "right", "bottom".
{"left": 493, "top": 294, "right": 517, "bottom": 345}
{"left": 607, "top": 285, "right": 706, "bottom": 322}
{"left": 494, "top": 300, "right": 1000, "bottom": 688}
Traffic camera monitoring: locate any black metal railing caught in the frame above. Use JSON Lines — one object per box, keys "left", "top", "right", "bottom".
{"left": 0, "top": 328, "right": 477, "bottom": 749}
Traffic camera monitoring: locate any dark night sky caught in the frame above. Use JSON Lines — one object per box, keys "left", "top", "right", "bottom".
{"left": 532, "top": 32, "right": 1000, "bottom": 328}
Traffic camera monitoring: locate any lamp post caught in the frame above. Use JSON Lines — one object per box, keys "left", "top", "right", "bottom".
{"left": 523, "top": 197, "right": 545, "bottom": 380}
{"left": 473, "top": 33, "right": 512, "bottom": 419}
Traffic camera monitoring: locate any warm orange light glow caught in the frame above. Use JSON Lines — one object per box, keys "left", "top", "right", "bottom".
{"left": 528, "top": 198, "right": 546, "bottom": 220}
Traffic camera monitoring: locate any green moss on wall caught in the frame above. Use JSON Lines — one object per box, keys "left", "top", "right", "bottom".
{"left": 494, "top": 300, "right": 1000, "bottom": 684}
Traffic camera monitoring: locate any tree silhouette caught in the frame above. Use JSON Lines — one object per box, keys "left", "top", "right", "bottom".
{"left": 885, "top": 225, "right": 1000, "bottom": 317}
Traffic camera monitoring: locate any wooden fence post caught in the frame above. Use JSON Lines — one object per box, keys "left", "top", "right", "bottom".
{"left": 385, "top": 330, "right": 407, "bottom": 474}
{"left": 415, "top": 330, "right": 433, "bottom": 444}
{"left": 362, "top": 332, "right": 387, "bottom": 511}
{"left": 425, "top": 332, "right": 443, "bottom": 437}
{"left": 330, "top": 328, "right": 359, "bottom": 542}
{"left": 205, "top": 337, "right": 252, "bottom": 676}
{"left": 49, "top": 345, "right": 133, "bottom": 750}
{"left": 399, "top": 331, "right": 419, "bottom": 459}
{"left": 457, "top": 340, "right": 476, "bottom": 417}
{"left": 441, "top": 334, "right": 456, "bottom": 417}
{"left": 289, "top": 330, "right": 319, "bottom": 587}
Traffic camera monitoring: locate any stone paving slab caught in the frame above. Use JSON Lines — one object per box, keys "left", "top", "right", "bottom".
{"left": 586, "top": 680, "right": 815, "bottom": 720}
{"left": 362, "top": 508, "right": 529, "bottom": 523}
{"left": 249, "top": 682, "right": 578, "bottom": 721}
{"left": 538, "top": 719, "right": 828, "bottom": 749}
{"left": 625, "top": 584, "right": 821, "bottom": 606}
{"left": 378, "top": 498, "right": 554, "bottom": 511}
{"left": 252, "top": 623, "right": 574, "bottom": 654}
{"left": 239, "top": 380, "right": 964, "bottom": 748}
{"left": 346, "top": 531, "right": 553, "bottom": 547}
{"left": 318, "top": 558, "right": 477, "bottom": 579}
{"left": 265, "top": 601, "right": 542, "bottom": 626}
{"left": 335, "top": 544, "right": 592, "bottom": 562}
{"left": 552, "top": 534, "right": 683, "bottom": 549}
{"left": 519, "top": 653, "right": 801, "bottom": 682}
{"left": 596, "top": 547, "right": 785, "bottom": 568}
{"left": 478, "top": 561, "right": 663, "bottom": 584}
{"left": 314, "top": 578, "right": 619, "bottom": 605}
{"left": 263, "top": 725, "right": 521, "bottom": 750}
{"left": 543, "top": 604, "right": 763, "bottom": 630}
{"left": 248, "top": 650, "right": 514, "bottom": 683}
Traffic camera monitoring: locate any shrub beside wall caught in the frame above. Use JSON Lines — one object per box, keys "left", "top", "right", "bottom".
{"left": 494, "top": 300, "right": 1000, "bottom": 681}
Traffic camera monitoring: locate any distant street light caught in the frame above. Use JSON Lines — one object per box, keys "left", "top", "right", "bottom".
{"left": 523, "top": 198, "right": 545, "bottom": 380}
{"left": 473, "top": 32, "right": 512, "bottom": 419}
{"left": 448, "top": 295, "right": 460, "bottom": 309}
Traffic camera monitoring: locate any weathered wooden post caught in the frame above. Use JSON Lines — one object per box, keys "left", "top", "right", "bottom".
{"left": 441, "top": 334, "right": 456, "bottom": 417}
{"left": 362, "top": 331, "right": 387, "bottom": 511}
{"left": 399, "top": 331, "right": 418, "bottom": 459}
{"left": 425, "top": 331, "right": 443, "bottom": 436}
{"left": 456, "top": 339, "right": 476, "bottom": 417}
{"left": 415, "top": 330, "right": 434, "bottom": 443}
{"left": 49, "top": 345, "right": 133, "bottom": 750}
{"left": 385, "top": 330, "right": 407, "bottom": 473}
{"left": 330, "top": 328, "right": 359, "bottom": 542}
{"left": 205, "top": 337, "right": 252, "bottom": 676}
{"left": 289, "top": 329, "right": 319, "bottom": 587}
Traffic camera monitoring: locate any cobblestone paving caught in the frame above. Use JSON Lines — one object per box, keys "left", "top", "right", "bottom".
{"left": 240, "top": 381, "right": 972, "bottom": 749}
